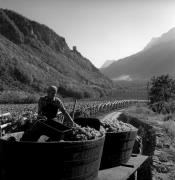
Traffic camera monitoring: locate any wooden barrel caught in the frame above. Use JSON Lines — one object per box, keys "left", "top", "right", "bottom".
{"left": 0, "top": 132, "right": 105, "bottom": 180}
{"left": 100, "top": 130, "right": 137, "bottom": 170}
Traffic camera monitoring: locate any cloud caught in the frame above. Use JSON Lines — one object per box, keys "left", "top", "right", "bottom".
{"left": 112, "top": 75, "right": 132, "bottom": 81}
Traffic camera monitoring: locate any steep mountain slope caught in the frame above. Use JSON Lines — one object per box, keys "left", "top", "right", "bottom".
{"left": 100, "top": 60, "right": 115, "bottom": 68}
{"left": 100, "top": 28, "right": 175, "bottom": 81}
{"left": 0, "top": 9, "right": 114, "bottom": 98}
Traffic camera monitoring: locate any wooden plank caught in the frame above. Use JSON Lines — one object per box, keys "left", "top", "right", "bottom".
{"left": 0, "top": 112, "right": 11, "bottom": 118}
{"left": 57, "top": 111, "right": 62, "bottom": 115}
{"left": 0, "top": 122, "right": 12, "bottom": 129}
{"left": 97, "top": 155, "right": 148, "bottom": 180}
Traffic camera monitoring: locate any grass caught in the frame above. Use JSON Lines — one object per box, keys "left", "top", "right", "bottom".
{"left": 125, "top": 103, "right": 155, "bottom": 116}
{"left": 124, "top": 103, "right": 175, "bottom": 144}
{"left": 163, "top": 120, "right": 175, "bottom": 142}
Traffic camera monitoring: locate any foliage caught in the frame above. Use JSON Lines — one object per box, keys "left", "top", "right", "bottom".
{"left": 0, "top": 91, "right": 39, "bottom": 104}
{"left": 150, "top": 100, "right": 175, "bottom": 114}
{"left": 147, "top": 74, "right": 175, "bottom": 113}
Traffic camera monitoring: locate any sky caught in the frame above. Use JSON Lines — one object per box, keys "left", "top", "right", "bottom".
{"left": 1, "top": 0, "right": 175, "bottom": 68}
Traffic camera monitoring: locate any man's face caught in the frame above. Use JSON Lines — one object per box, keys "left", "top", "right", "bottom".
{"left": 47, "top": 88, "right": 57, "bottom": 99}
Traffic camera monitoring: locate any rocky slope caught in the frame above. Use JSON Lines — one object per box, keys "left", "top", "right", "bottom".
{"left": 0, "top": 9, "right": 114, "bottom": 98}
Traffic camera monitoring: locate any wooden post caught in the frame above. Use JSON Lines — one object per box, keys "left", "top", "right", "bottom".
{"left": 134, "top": 170, "right": 137, "bottom": 180}
{"left": 0, "top": 112, "right": 11, "bottom": 135}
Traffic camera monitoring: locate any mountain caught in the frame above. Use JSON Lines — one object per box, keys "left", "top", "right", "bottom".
{"left": 100, "top": 28, "right": 175, "bottom": 81}
{"left": 100, "top": 60, "right": 115, "bottom": 68}
{"left": 0, "top": 9, "right": 114, "bottom": 98}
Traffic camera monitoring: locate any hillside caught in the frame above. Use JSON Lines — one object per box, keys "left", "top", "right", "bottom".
{"left": 100, "top": 60, "right": 115, "bottom": 68}
{"left": 100, "top": 28, "right": 175, "bottom": 81}
{"left": 0, "top": 9, "right": 114, "bottom": 98}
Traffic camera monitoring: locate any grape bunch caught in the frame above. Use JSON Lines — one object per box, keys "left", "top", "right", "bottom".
{"left": 64, "top": 124, "right": 104, "bottom": 141}
{"left": 101, "top": 119, "right": 136, "bottom": 133}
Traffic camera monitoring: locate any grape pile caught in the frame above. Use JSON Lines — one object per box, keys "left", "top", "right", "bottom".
{"left": 101, "top": 119, "right": 136, "bottom": 133}
{"left": 64, "top": 124, "right": 104, "bottom": 141}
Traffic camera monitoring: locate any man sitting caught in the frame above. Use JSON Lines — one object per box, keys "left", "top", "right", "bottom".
{"left": 20, "top": 85, "right": 74, "bottom": 141}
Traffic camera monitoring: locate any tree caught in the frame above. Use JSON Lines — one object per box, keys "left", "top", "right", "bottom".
{"left": 147, "top": 74, "right": 175, "bottom": 113}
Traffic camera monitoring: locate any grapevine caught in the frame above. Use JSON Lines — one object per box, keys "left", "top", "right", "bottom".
{"left": 0, "top": 100, "right": 144, "bottom": 140}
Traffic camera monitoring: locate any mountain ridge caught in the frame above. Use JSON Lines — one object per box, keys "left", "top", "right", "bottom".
{"left": 0, "top": 8, "right": 114, "bottom": 98}
{"left": 100, "top": 27, "right": 175, "bottom": 81}
{"left": 100, "top": 60, "right": 115, "bottom": 68}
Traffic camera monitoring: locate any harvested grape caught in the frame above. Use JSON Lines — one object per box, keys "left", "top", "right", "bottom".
{"left": 101, "top": 118, "right": 136, "bottom": 132}
{"left": 64, "top": 124, "right": 104, "bottom": 141}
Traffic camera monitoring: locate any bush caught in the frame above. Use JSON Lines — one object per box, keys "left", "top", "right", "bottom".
{"left": 147, "top": 74, "right": 175, "bottom": 113}
{"left": 151, "top": 100, "right": 175, "bottom": 114}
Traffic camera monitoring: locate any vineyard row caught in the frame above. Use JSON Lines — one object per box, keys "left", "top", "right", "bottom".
{"left": 0, "top": 99, "right": 148, "bottom": 131}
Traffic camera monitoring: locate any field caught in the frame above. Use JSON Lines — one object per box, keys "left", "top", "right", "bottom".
{"left": 0, "top": 99, "right": 145, "bottom": 137}
{"left": 0, "top": 99, "right": 140, "bottom": 124}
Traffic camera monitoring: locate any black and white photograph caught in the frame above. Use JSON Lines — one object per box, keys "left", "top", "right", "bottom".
{"left": 0, "top": 0, "right": 175, "bottom": 179}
